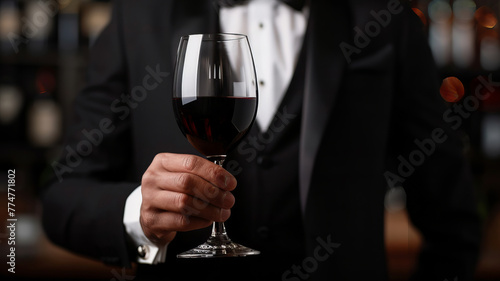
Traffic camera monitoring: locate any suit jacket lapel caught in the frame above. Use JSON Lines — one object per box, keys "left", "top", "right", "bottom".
{"left": 299, "top": 0, "right": 351, "bottom": 212}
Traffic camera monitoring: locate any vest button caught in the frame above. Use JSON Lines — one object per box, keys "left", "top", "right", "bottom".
{"left": 256, "top": 156, "right": 273, "bottom": 168}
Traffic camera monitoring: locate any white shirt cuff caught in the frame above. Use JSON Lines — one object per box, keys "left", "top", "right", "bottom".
{"left": 123, "top": 186, "right": 168, "bottom": 264}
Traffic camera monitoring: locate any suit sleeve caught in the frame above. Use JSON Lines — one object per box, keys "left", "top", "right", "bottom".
{"left": 387, "top": 7, "right": 482, "bottom": 281}
{"left": 41, "top": 0, "right": 138, "bottom": 267}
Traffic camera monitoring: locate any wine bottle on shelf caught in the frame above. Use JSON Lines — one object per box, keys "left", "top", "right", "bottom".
{"left": 480, "top": 36, "right": 500, "bottom": 71}
{"left": 24, "top": 0, "right": 55, "bottom": 54}
{"left": 481, "top": 113, "right": 500, "bottom": 159}
{"left": 428, "top": 0, "right": 452, "bottom": 67}
{"left": 0, "top": 84, "right": 24, "bottom": 125}
{"left": 27, "top": 98, "right": 62, "bottom": 147}
{"left": 451, "top": 0, "right": 476, "bottom": 69}
{"left": 27, "top": 67, "right": 61, "bottom": 147}
{"left": 476, "top": 6, "right": 500, "bottom": 71}
{"left": 0, "top": 0, "right": 21, "bottom": 55}
{"left": 58, "top": 4, "right": 79, "bottom": 53}
{"left": 80, "top": 2, "right": 112, "bottom": 47}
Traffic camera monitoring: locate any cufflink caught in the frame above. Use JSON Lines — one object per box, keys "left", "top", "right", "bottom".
{"left": 137, "top": 245, "right": 149, "bottom": 259}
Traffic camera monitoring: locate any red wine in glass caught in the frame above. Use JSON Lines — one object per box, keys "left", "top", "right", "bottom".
{"left": 173, "top": 96, "right": 257, "bottom": 157}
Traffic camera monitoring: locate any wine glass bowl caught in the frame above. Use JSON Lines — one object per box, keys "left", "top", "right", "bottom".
{"left": 173, "top": 33, "right": 258, "bottom": 160}
{"left": 172, "top": 33, "right": 259, "bottom": 258}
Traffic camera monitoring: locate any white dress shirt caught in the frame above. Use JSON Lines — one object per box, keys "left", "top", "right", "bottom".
{"left": 123, "top": 0, "right": 308, "bottom": 264}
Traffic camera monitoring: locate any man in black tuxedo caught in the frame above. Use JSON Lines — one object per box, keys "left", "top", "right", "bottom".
{"left": 42, "top": 0, "right": 481, "bottom": 280}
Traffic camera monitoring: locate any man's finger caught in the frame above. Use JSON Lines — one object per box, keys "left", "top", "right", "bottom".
{"left": 153, "top": 172, "right": 235, "bottom": 209}
{"left": 155, "top": 153, "right": 237, "bottom": 191}
{"left": 147, "top": 190, "right": 232, "bottom": 222}
{"left": 144, "top": 209, "right": 215, "bottom": 232}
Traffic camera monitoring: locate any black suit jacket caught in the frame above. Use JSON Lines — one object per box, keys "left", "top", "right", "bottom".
{"left": 42, "top": 0, "right": 481, "bottom": 280}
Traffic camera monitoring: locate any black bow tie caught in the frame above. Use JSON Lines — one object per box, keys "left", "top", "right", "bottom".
{"left": 217, "top": 0, "right": 306, "bottom": 11}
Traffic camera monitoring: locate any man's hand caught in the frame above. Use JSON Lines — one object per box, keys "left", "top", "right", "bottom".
{"left": 140, "top": 153, "right": 237, "bottom": 245}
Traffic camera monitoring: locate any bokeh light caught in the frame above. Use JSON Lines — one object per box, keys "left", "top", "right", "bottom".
{"left": 475, "top": 6, "right": 498, "bottom": 29}
{"left": 440, "top": 76, "right": 465, "bottom": 102}
{"left": 412, "top": 8, "right": 427, "bottom": 26}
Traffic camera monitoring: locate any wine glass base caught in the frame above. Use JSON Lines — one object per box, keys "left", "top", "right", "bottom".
{"left": 177, "top": 236, "right": 260, "bottom": 258}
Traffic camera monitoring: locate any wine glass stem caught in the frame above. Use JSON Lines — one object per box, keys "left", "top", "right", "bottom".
{"left": 209, "top": 157, "right": 231, "bottom": 241}
{"left": 212, "top": 221, "right": 227, "bottom": 237}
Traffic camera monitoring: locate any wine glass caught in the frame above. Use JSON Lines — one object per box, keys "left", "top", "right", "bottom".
{"left": 172, "top": 33, "right": 260, "bottom": 258}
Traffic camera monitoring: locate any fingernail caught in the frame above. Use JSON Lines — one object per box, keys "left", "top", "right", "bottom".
{"left": 223, "top": 192, "right": 235, "bottom": 208}
{"left": 224, "top": 175, "right": 237, "bottom": 190}
{"left": 220, "top": 208, "right": 231, "bottom": 221}
{"left": 217, "top": 173, "right": 228, "bottom": 188}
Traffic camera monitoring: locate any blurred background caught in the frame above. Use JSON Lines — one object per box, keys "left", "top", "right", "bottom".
{"left": 0, "top": 0, "right": 499, "bottom": 280}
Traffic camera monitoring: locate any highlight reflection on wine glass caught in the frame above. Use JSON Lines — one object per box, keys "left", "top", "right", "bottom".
{"left": 172, "top": 33, "right": 260, "bottom": 258}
